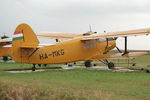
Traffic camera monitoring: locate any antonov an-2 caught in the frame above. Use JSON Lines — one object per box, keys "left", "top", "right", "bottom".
{"left": 1, "top": 23, "right": 150, "bottom": 71}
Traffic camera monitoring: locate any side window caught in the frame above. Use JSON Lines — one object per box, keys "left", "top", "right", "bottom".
{"left": 98, "top": 38, "right": 106, "bottom": 42}
{"left": 98, "top": 38, "right": 115, "bottom": 42}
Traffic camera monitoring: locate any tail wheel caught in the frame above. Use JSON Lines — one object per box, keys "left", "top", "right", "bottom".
{"left": 108, "top": 62, "right": 115, "bottom": 69}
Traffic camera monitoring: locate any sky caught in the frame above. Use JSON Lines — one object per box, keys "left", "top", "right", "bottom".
{"left": 0, "top": 0, "right": 150, "bottom": 50}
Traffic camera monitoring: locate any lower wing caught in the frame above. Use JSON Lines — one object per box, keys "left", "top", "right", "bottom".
{"left": 91, "top": 52, "right": 147, "bottom": 60}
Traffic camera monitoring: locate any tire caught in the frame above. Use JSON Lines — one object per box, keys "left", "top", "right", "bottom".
{"left": 93, "top": 64, "right": 97, "bottom": 66}
{"left": 3, "top": 56, "right": 8, "bottom": 62}
{"left": 32, "top": 66, "right": 36, "bottom": 71}
{"left": 146, "top": 69, "right": 150, "bottom": 73}
{"left": 85, "top": 60, "right": 92, "bottom": 67}
{"left": 108, "top": 62, "right": 115, "bottom": 69}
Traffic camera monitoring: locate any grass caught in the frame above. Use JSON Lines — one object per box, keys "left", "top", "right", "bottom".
{"left": 0, "top": 56, "right": 150, "bottom": 100}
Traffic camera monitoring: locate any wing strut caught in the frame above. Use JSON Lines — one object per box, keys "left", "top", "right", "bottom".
{"left": 123, "top": 37, "right": 128, "bottom": 55}
{"left": 104, "top": 31, "right": 109, "bottom": 48}
{"left": 106, "top": 38, "right": 108, "bottom": 48}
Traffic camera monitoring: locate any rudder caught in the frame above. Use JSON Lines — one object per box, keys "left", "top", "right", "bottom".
{"left": 12, "top": 23, "right": 39, "bottom": 63}
{"left": 12, "top": 23, "right": 39, "bottom": 46}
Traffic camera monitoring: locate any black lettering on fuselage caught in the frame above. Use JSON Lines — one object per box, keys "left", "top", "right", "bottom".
{"left": 39, "top": 53, "right": 48, "bottom": 60}
{"left": 52, "top": 49, "right": 65, "bottom": 57}
{"left": 60, "top": 49, "right": 64, "bottom": 55}
{"left": 39, "top": 49, "right": 65, "bottom": 60}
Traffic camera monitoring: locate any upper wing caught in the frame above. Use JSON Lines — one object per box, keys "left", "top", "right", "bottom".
{"left": 0, "top": 38, "right": 12, "bottom": 42}
{"left": 37, "top": 28, "right": 150, "bottom": 40}
{"left": 82, "top": 28, "right": 150, "bottom": 40}
{"left": 37, "top": 32, "right": 82, "bottom": 39}
{"left": 0, "top": 38, "right": 12, "bottom": 46}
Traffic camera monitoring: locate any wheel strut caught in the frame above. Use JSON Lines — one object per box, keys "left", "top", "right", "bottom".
{"left": 99, "top": 60, "right": 115, "bottom": 69}
{"left": 32, "top": 64, "right": 36, "bottom": 71}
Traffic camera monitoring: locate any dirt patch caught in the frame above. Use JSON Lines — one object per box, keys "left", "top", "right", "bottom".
{"left": 63, "top": 66, "right": 138, "bottom": 72}
{"left": 6, "top": 69, "right": 46, "bottom": 73}
{"left": 6, "top": 66, "right": 138, "bottom": 73}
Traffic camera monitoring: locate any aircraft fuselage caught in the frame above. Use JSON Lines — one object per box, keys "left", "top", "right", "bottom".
{"left": 17, "top": 38, "right": 116, "bottom": 64}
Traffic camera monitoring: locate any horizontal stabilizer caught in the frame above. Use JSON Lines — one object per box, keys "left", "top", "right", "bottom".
{"left": 20, "top": 44, "right": 52, "bottom": 48}
{"left": 20, "top": 45, "right": 39, "bottom": 48}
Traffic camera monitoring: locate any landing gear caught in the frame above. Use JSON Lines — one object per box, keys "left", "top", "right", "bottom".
{"left": 146, "top": 69, "right": 150, "bottom": 73}
{"left": 32, "top": 64, "right": 48, "bottom": 71}
{"left": 84, "top": 60, "right": 92, "bottom": 67}
{"left": 3, "top": 56, "right": 9, "bottom": 62}
{"left": 38, "top": 64, "right": 41, "bottom": 67}
{"left": 99, "top": 60, "right": 115, "bottom": 69}
{"left": 32, "top": 64, "right": 36, "bottom": 71}
{"left": 107, "top": 62, "right": 115, "bottom": 69}
{"left": 44, "top": 64, "right": 47, "bottom": 67}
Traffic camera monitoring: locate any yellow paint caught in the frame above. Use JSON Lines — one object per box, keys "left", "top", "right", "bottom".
{"left": 0, "top": 47, "right": 12, "bottom": 56}
{"left": 12, "top": 24, "right": 116, "bottom": 64}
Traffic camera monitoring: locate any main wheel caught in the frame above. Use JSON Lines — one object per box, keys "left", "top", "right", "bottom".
{"left": 84, "top": 60, "right": 92, "bottom": 67}
{"left": 108, "top": 62, "right": 115, "bottom": 69}
{"left": 3, "top": 56, "right": 8, "bottom": 62}
{"left": 32, "top": 64, "right": 36, "bottom": 71}
{"left": 32, "top": 66, "right": 36, "bottom": 71}
{"left": 146, "top": 69, "right": 150, "bottom": 73}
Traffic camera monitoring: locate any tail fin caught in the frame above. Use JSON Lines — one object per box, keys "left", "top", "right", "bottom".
{"left": 12, "top": 23, "right": 39, "bottom": 46}
{"left": 12, "top": 23, "right": 39, "bottom": 63}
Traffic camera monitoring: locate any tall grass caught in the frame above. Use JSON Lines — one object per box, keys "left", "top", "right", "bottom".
{"left": 0, "top": 59, "right": 150, "bottom": 100}
{"left": 0, "top": 81, "right": 116, "bottom": 100}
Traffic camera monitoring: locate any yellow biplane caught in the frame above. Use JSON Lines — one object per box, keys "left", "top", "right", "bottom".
{"left": 0, "top": 35, "right": 12, "bottom": 61}
{"left": 0, "top": 24, "right": 150, "bottom": 71}
{"left": 9, "top": 23, "right": 150, "bottom": 71}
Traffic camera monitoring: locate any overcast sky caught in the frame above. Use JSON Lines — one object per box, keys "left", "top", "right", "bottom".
{"left": 1, "top": 0, "right": 150, "bottom": 50}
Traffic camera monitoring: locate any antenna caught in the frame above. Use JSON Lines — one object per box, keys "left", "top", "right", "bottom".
{"left": 89, "top": 24, "right": 92, "bottom": 32}
{"left": 3, "top": 32, "right": 6, "bottom": 36}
